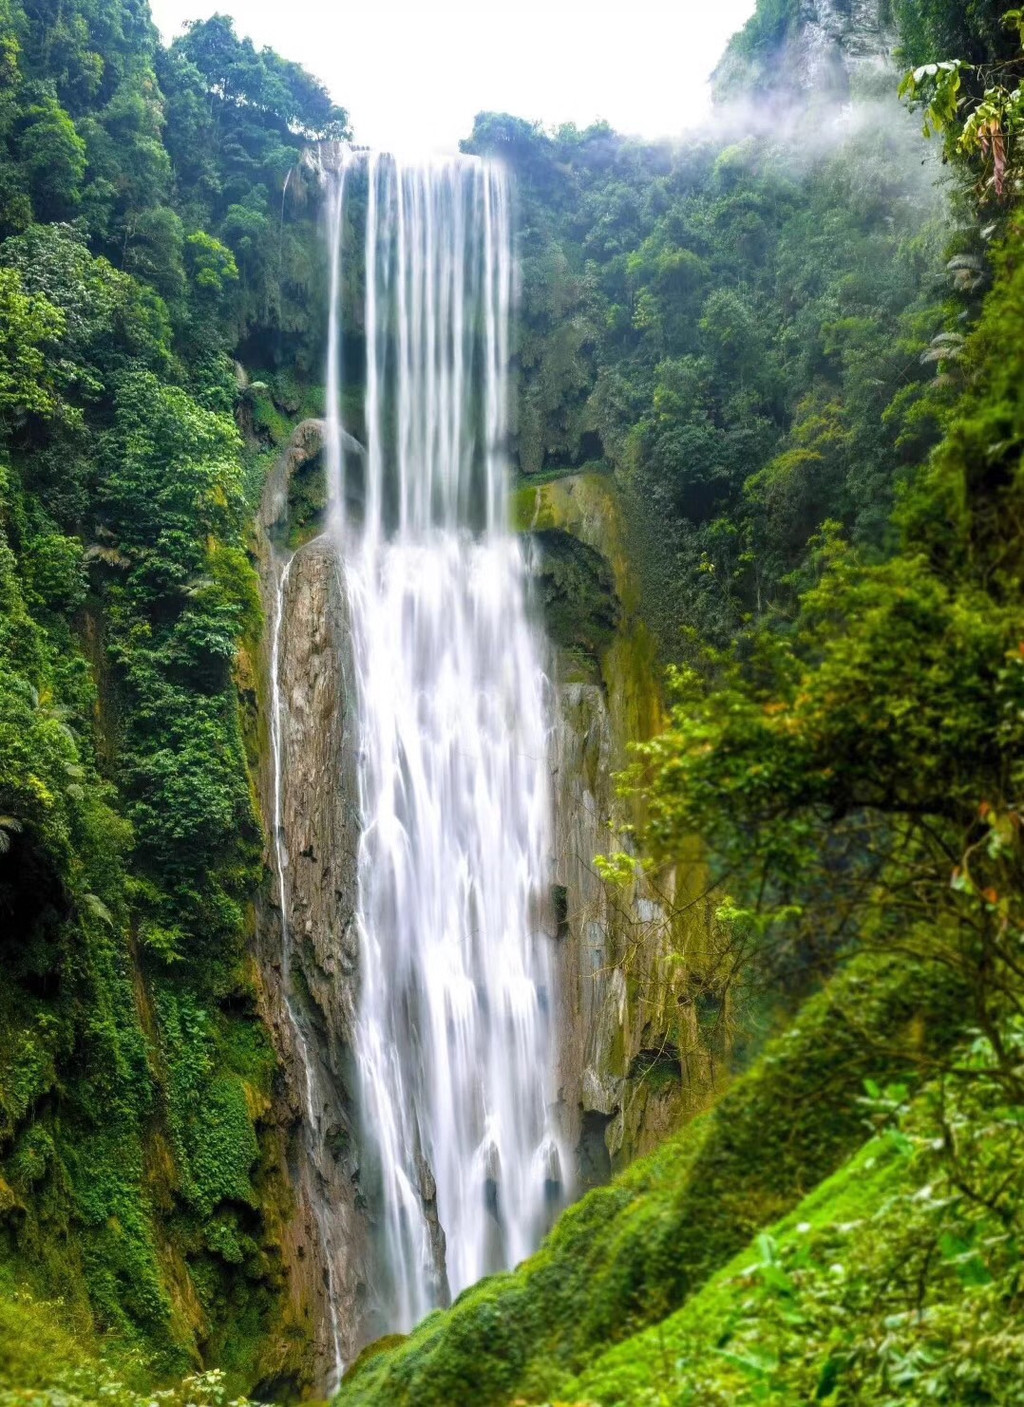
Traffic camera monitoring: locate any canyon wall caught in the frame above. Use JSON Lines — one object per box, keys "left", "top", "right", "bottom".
{"left": 522, "top": 473, "right": 726, "bottom": 1184}
{"left": 252, "top": 424, "right": 375, "bottom": 1380}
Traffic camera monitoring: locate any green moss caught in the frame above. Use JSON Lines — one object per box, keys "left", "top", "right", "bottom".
{"left": 572, "top": 1133, "right": 910, "bottom": 1403}
{"left": 0, "top": 1283, "right": 94, "bottom": 1390}
{"left": 268, "top": 373, "right": 324, "bottom": 422}
{"left": 514, "top": 472, "right": 663, "bottom": 732}
{"left": 570, "top": 1046, "right": 1024, "bottom": 1404}
{"left": 513, "top": 474, "right": 635, "bottom": 605}
{"left": 247, "top": 388, "right": 293, "bottom": 450}
{"left": 0, "top": 1282, "right": 271, "bottom": 1407}
{"left": 286, "top": 451, "right": 327, "bottom": 550}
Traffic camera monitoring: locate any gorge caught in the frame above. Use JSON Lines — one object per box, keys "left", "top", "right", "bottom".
{"left": 268, "top": 151, "right": 565, "bottom": 1363}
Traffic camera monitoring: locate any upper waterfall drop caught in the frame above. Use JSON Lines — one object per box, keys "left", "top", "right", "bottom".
{"left": 322, "top": 150, "right": 567, "bottom": 1331}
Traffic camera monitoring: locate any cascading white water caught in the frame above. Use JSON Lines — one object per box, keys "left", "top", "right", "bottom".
{"left": 323, "top": 151, "right": 566, "bottom": 1331}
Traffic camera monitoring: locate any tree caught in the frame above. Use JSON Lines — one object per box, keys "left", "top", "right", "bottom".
{"left": 0, "top": 267, "right": 63, "bottom": 420}
{"left": 172, "top": 14, "right": 349, "bottom": 138}
{"left": 16, "top": 92, "right": 86, "bottom": 219}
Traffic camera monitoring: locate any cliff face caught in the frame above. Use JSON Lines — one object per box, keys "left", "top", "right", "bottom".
{"left": 800, "top": 0, "right": 894, "bottom": 74}
{"left": 521, "top": 474, "right": 726, "bottom": 1182}
{"left": 252, "top": 424, "right": 374, "bottom": 1382}
{"left": 552, "top": 683, "right": 718, "bottom": 1177}
{"left": 713, "top": 0, "right": 894, "bottom": 102}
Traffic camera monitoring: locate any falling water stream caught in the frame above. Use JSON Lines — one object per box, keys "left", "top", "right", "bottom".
{"left": 317, "top": 151, "right": 566, "bottom": 1334}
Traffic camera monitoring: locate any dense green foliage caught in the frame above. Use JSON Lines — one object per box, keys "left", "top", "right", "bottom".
{"left": 891, "top": 0, "right": 1015, "bottom": 66}
{"left": 338, "top": 953, "right": 963, "bottom": 1406}
{"left": 7, "top": 0, "right": 1024, "bottom": 1402}
{"left": 467, "top": 94, "right": 949, "bottom": 652}
{"left": 573, "top": 1060, "right": 1024, "bottom": 1403}
{"left": 0, "top": 0, "right": 344, "bottom": 1393}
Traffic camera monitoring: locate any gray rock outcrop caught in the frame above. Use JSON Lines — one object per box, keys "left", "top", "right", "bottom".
{"left": 714, "top": 0, "right": 894, "bottom": 102}
{"left": 523, "top": 472, "right": 727, "bottom": 1184}
{"left": 252, "top": 425, "right": 374, "bottom": 1381}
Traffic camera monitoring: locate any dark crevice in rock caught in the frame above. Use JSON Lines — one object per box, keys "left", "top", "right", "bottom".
{"left": 628, "top": 1045, "right": 683, "bottom": 1083}
{"left": 552, "top": 883, "right": 569, "bottom": 940}
{"left": 528, "top": 528, "right": 620, "bottom": 669}
{"left": 577, "top": 1110, "right": 613, "bottom": 1189}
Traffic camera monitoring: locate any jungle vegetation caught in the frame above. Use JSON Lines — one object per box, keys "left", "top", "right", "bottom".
{"left": 0, "top": 0, "right": 346, "bottom": 1395}
{"left": 3, "top": 0, "right": 1024, "bottom": 1403}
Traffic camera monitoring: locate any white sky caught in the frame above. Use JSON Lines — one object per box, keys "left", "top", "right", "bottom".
{"left": 148, "top": 0, "right": 757, "bottom": 154}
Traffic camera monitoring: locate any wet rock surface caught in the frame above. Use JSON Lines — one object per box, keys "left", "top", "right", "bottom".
{"left": 250, "top": 443, "right": 727, "bottom": 1384}
{"left": 532, "top": 473, "right": 725, "bottom": 1182}
{"left": 252, "top": 425, "right": 374, "bottom": 1381}
{"left": 551, "top": 681, "right": 720, "bottom": 1182}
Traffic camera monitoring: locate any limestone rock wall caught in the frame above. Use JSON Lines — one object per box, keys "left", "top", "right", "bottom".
{"left": 780, "top": 0, "right": 893, "bottom": 93}
{"left": 251, "top": 423, "right": 375, "bottom": 1384}
{"left": 551, "top": 683, "right": 713, "bottom": 1179}
{"left": 523, "top": 473, "right": 727, "bottom": 1182}
{"left": 714, "top": 0, "right": 894, "bottom": 101}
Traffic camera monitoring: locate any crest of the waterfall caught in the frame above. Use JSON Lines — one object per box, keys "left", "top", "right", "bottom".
{"left": 322, "top": 150, "right": 567, "bottom": 1331}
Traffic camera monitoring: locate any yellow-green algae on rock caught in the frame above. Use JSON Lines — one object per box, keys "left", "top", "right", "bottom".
{"left": 515, "top": 471, "right": 726, "bottom": 1176}
{"left": 515, "top": 472, "right": 662, "bottom": 762}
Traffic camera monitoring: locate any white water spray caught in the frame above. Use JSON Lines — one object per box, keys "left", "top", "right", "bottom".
{"left": 323, "top": 152, "right": 566, "bottom": 1331}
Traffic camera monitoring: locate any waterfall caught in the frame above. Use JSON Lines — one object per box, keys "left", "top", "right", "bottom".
{"left": 321, "top": 152, "right": 566, "bottom": 1332}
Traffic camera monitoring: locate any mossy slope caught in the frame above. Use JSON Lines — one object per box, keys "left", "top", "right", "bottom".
{"left": 573, "top": 1049, "right": 1024, "bottom": 1405}
{"left": 336, "top": 950, "right": 965, "bottom": 1406}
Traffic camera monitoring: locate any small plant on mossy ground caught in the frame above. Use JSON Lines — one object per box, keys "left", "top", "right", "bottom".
{"left": 0, "top": 1367, "right": 266, "bottom": 1407}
